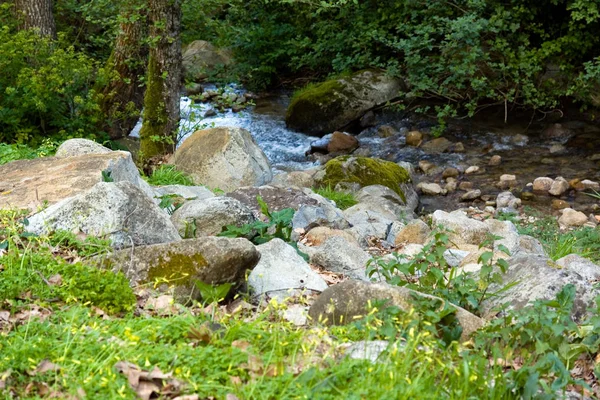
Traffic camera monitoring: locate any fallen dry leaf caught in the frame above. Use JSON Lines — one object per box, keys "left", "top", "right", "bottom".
{"left": 28, "top": 359, "right": 61, "bottom": 376}
{"left": 48, "top": 274, "right": 63, "bottom": 286}
{"left": 114, "top": 361, "right": 186, "bottom": 400}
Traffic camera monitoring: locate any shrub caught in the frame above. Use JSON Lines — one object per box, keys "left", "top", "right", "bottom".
{"left": 0, "top": 27, "right": 102, "bottom": 144}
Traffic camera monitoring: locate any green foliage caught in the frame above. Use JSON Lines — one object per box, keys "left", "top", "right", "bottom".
{"left": 157, "top": 194, "right": 185, "bottom": 215}
{"left": 194, "top": 280, "right": 233, "bottom": 305}
{"left": 0, "top": 210, "right": 135, "bottom": 314}
{"left": 0, "top": 140, "right": 60, "bottom": 165}
{"left": 313, "top": 185, "right": 357, "bottom": 210}
{"left": 213, "top": 0, "right": 600, "bottom": 117}
{"left": 473, "top": 284, "right": 600, "bottom": 397}
{"left": 0, "top": 27, "right": 103, "bottom": 144}
{"left": 146, "top": 164, "right": 195, "bottom": 186}
{"left": 367, "top": 228, "right": 509, "bottom": 314}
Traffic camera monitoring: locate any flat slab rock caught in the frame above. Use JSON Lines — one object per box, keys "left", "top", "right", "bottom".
{"left": 228, "top": 185, "right": 319, "bottom": 217}
{"left": 97, "top": 236, "right": 260, "bottom": 303}
{"left": 0, "top": 152, "right": 150, "bottom": 211}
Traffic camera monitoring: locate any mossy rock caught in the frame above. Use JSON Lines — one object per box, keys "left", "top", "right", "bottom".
{"left": 286, "top": 70, "right": 405, "bottom": 136}
{"left": 97, "top": 237, "right": 260, "bottom": 303}
{"left": 316, "top": 156, "right": 410, "bottom": 202}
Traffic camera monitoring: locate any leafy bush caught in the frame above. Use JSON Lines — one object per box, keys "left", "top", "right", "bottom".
{"left": 0, "top": 140, "right": 60, "bottom": 165}
{"left": 0, "top": 27, "right": 102, "bottom": 144}
{"left": 367, "top": 228, "right": 509, "bottom": 314}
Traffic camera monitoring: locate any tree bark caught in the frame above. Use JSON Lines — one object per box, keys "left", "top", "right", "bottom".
{"left": 15, "top": 0, "right": 57, "bottom": 38}
{"left": 98, "top": 9, "right": 148, "bottom": 140}
{"left": 139, "top": 0, "right": 182, "bottom": 159}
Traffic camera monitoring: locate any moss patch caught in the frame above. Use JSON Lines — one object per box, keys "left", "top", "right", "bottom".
{"left": 285, "top": 79, "right": 347, "bottom": 135}
{"left": 146, "top": 251, "right": 207, "bottom": 286}
{"left": 318, "top": 156, "right": 411, "bottom": 202}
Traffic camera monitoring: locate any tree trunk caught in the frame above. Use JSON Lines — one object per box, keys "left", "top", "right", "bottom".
{"left": 98, "top": 9, "right": 148, "bottom": 140}
{"left": 15, "top": 0, "right": 57, "bottom": 38}
{"left": 139, "top": 0, "right": 182, "bottom": 159}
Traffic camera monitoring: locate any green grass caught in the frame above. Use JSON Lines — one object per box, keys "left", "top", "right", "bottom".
{"left": 146, "top": 164, "right": 196, "bottom": 186}
{"left": 314, "top": 186, "right": 358, "bottom": 210}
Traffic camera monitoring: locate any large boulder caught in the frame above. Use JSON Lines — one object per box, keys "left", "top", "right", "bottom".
{"left": 98, "top": 236, "right": 259, "bottom": 303}
{"left": 55, "top": 138, "right": 112, "bottom": 158}
{"left": 170, "top": 197, "right": 255, "bottom": 238}
{"left": 481, "top": 254, "right": 600, "bottom": 321}
{"left": 173, "top": 127, "right": 273, "bottom": 192}
{"left": 0, "top": 151, "right": 153, "bottom": 211}
{"left": 308, "top": 280, "right": 484, "bottom": 342}
{"left": 286, "top": 70, "right": 405, "bottom": 136}
{"left": 315, "top": 156, "right": 411, "bottom": 201}
{"left": 248, "top": 239, "right": 328, "bottom": 300}
{"left": 26, "top": 182, "right": 180, "bottom": 249}
{"left": 182, "top": 40, "right": 233, "bottom": 81}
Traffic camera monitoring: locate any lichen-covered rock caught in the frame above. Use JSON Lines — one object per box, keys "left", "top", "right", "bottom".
{"left": 393, "top": 219, "right": 431, "bottom": 245}
{"left": 170, "top": 197, "right": 255, "bottom": 238}
{"left": 555, "top": 254, "right": 600, "bottom": 281}
{"left": 55, "top": 138, "right": 112, "bottom": 158}
{"left": 316, "top": 156, "right": 411, "bottom": 201}
{"left": 481, "top": 254, "right": 600, "bottom": 321}
{"left": 286, "top": 70, "right": 405, "bottom": 136}
{"left": 173, "top": 127, "right": 272, "bottom": 192}
{"left": 98, "top": 236, "right": 259, "bottom": 303}
{"left": 182, "top": 40, "right": 233, "bottom": 81}
{"left": 27, "top": 182, "right": 180, "bottom": 249}
{"left": 305, "top": 226, "right": 360, "bottom": 247}
{"left": 248, "top": 239, "right": 328, "bottom": 300}
{"left": 308, "top": 280, "right": 483, "bottom": 342}
{"left": 0, "top": 151, "right": 154, "bottom": 211}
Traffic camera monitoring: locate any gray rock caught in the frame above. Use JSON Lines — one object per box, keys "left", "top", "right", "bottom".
{"left": 344, "top": 341, "right": 390, "bottom": 363}
{"left": 171, "top": 197, "right": 255, "bottom": 238}
{"left": 27, "top": 182, "right": 180, "bottom": 249}
{"left": 515, "top": 235, "right": 546, "bottom": 256}
{"left": 55, "top": 138, "right": 112, "bottom": 158}
{"left": 393, "top": 219, "right": 431, "bottom": 245}
{"left": 461, "top": 189, "right": 481, "bottom": 201}
{"left": 431, "top": 210, "right": 489, "bottom": 246}
{"left": 533, "top": 177, "right": 554, "bottom": 192}
{"left": 558, "top": 208, "right": 588, "bottom": 227}
{"left": 292, "top": 204, "right": 349, "bottom": 235}
{"left": 421, "top": 137, "right": 452, "bottom": 153}
{"left": 98, "top": 236, "right": 259, "bottom": 303}
{"left": 229, "top": 185, "right": 318, "bottom": 217}
{"left": 482, "top": 254, "right": 600, "bottom": 321}
{"left": 496, "top": 191, "right": 521, "bottom": 209}
{"left": 248, "top": 239, "right": 328, "bottom": 300}
{"left": 484, "top": 219, "right": 520, "bottom": 255}
{"left": 308, "top": 280, "right": 484, "bottom": 342}
{"left": 444, "top": 249, "right": 470, "bottom": 267}
{"left": 271, "top": 171, "right": 315, "bottom": 188}
{"left": 549, "top": 176, "right": 570, "bottom": 196}
{"left": 310, "top": 236, "right": 372, "bottom": 281}
{"left": 555, "top": 254, "right": 600, "bottom": 281}
{"left": 417, "top": 182, "right": 444, "bottom": 195}
{"left": 153, "top": 185, "right": 215, "bottom": 200}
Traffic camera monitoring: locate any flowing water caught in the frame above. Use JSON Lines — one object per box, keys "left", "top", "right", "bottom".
{"left": 131, "top": 85, "right": 600, "bottom": 214}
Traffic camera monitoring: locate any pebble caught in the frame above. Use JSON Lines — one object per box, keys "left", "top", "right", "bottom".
{"left": 488, "top": 155, "right": 502, "bottom": 166}
{"left": 459, "top": 181, "right": 473, "bottom": 191}
{"left": 405, "top": 131, "right": 423, "bottom": 146}
{"left": 498, "top": 174, "right": 517, "bottom": 189}
{"left": 442, "top": 167, "right": 459, "bottom": 178}
{"left": 532, "top": 177, "right": 553, "bottom": 191}
{"left": 418, "top": 160, "right": 436, "bottom": 173}
{"left": 417, "top": 182, "right": 444, "bottom": 195}
{"left": 549, "top": 177, "right": 569, "bottom": 196}
{"left": 465, "top": 166, "right": 480, "bottom": 174}
{"left": 461, "top": 189, "right": 482, "bottom": 201}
